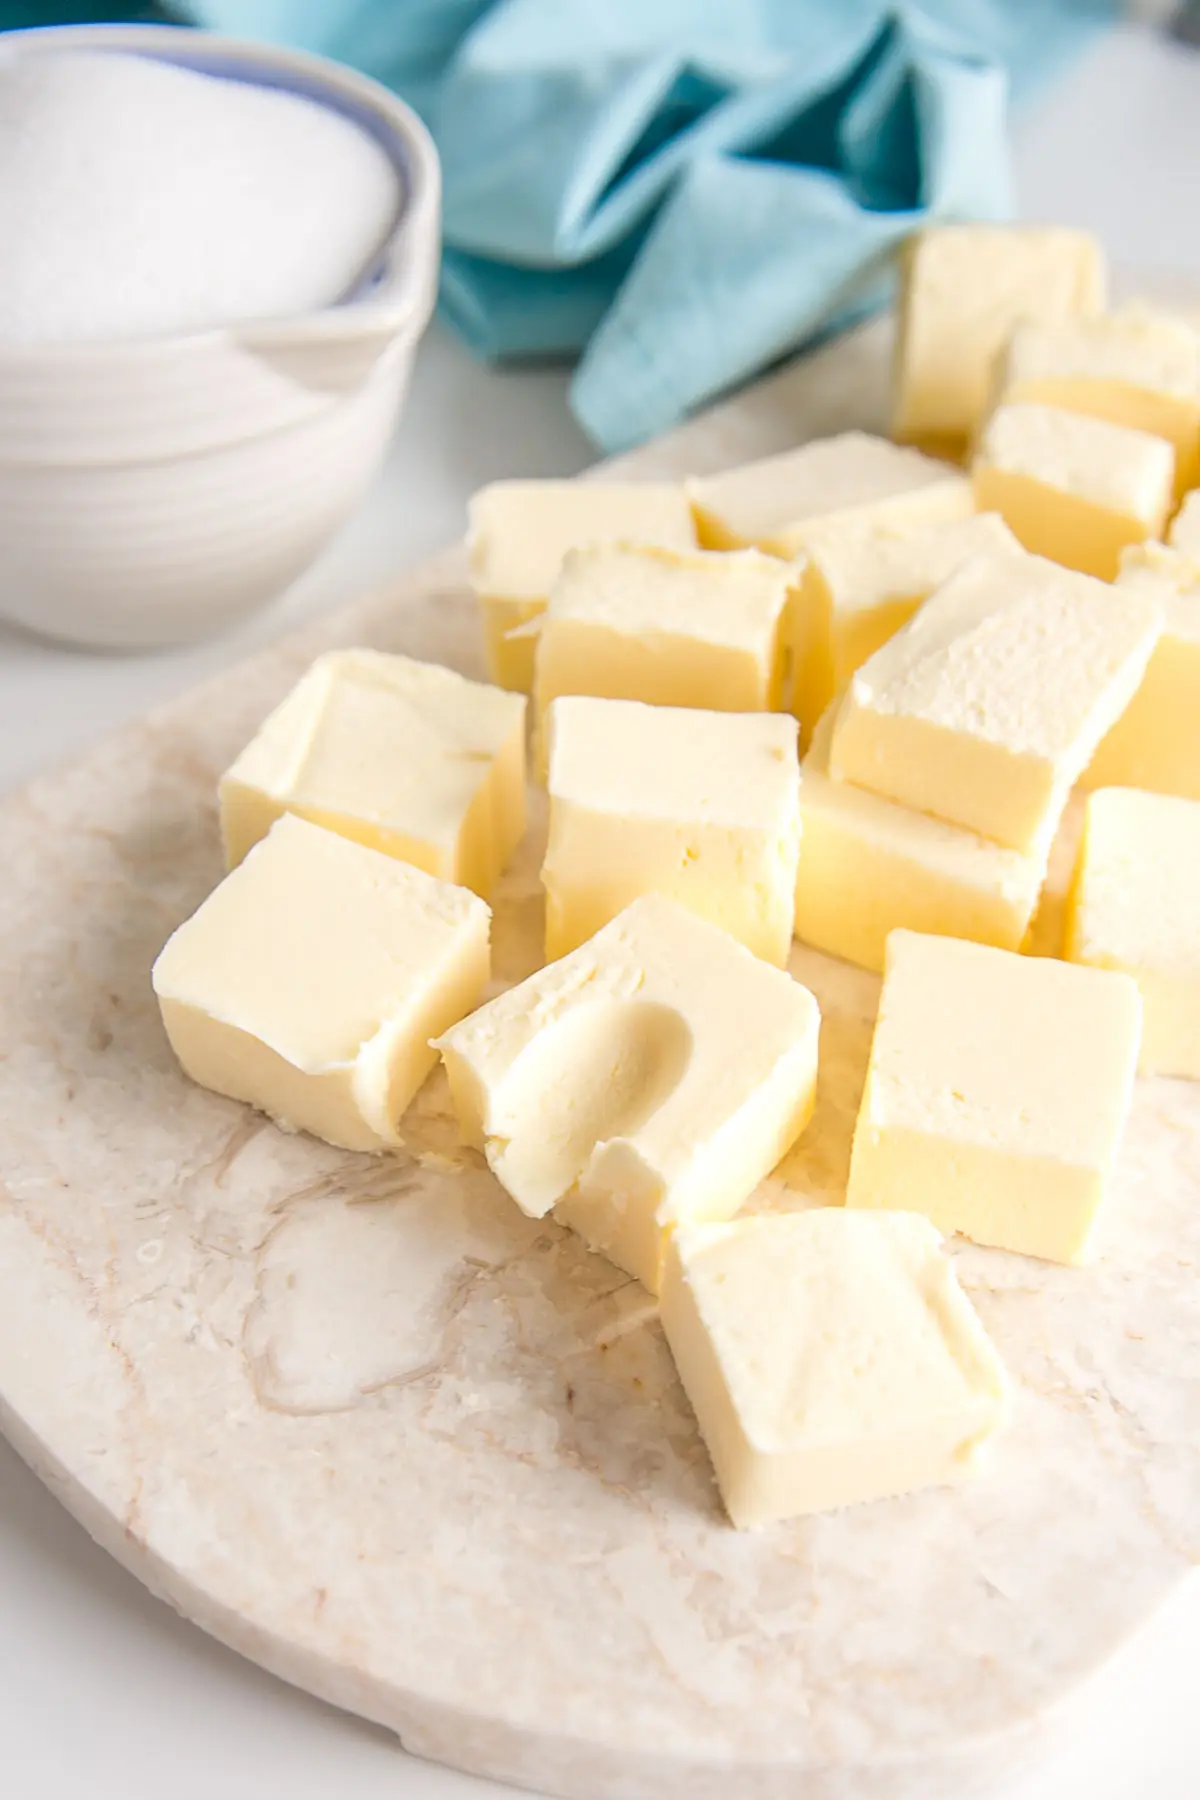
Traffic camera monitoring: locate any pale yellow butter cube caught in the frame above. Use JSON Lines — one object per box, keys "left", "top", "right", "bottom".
{"left": 996, "top": 304, "right": 1200, "bottom": 496}
{"left": 219, "top": 649, "right": 526, "bottom": 900}
{"left": 1066, "top": 787, "right": 1200, "bottom": 1078}
{"left": 793, "top": 707, "right": 1048, "bottom": 973}
{"left": 686, "top": 431, "right": 972, "bottom": 558}
{"left": 830, "top": 549, "right": 1162, "bottom": 853}
{"left": 893, "top": 224, "right": 1105, "bottom": 452}
{"left": 847, "top": 930, "right": 1141, "bottom": 1263}
{"left": 1085, "top": 544, "right": 1200, "bottom": 798}
{"left": 660, "top": 1210, "right": 1010, "bottom": 1529}
{"left": 791, "top": 511, "right": 1017, "bottom": 742}
{"left": 153, "top": 815, "right": 490, "bottom": 1153}
{"left": 1169, "top": 489, "right": 1200, "bottom": 554}
{"left": 435, "top": 894, "right": 820, "bottom": 1294}
{"left": 467, "top": 479, "right": 695, "bottom": 691}
{"left": 542, "top": 697, "right": 800, "bottom": 965}
{"left": 532, "top": 544, "right": 795, "bottom": 749}
{"left": 973, "top": 401, "right": 1174, "bottom": 581}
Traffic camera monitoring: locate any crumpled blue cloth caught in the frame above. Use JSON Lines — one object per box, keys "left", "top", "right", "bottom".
{"left": 23, "top": 0, "right": 1117, "bottom": 449}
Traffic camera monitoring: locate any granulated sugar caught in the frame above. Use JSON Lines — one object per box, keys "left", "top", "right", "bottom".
{"left": 0, "top": 49, "right": 400, "bottom": 346}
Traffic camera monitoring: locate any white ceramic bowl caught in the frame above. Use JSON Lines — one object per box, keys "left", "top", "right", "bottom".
{"left": 0, "top": 24, "right": 441, "bottom": 649}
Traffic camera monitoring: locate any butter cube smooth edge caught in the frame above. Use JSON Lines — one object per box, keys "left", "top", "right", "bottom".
{"left": 686, "top": 431, "right": 973, "bottom": 558}
{"left": 892, "top": 224, "right": 1106, "bottom": 450}
{"left": 532, "top": 545, "right": 795, "bottom": 748}
{"left": 153, "top": 814, "right": 491, "bottom": 1153}
{"left": 794, "top": 708, "right": 1046, "bottom": 973}
{"left": 846, "top": 930, "right": 1142, "bottom": 1263}
{"left": 830, "top": 550, "right": 1163, "bottom": 854}
{"left": 1085, "top": 546, "right": 1200, "bottom": 799}
{"left": 219, "top": 649, "right": 527, "bottom": 902}
{"left": 434, "top": 894, "right": 820, "bottom": 1294}
{"left": 1066, "top": 787, "right": 1200, "bottom": 1078}
{"left": 972, "top": 402, "right": 1175, "bottom": 583}
{"left": 996, "top": 307, "right": 1200, "bottom": 495}
{"left": 790, "top": 512, "right": 1019, "bottom": 742}
{"left": 467, "top": 479, "right": 696, "bottom": 693}
{"left": 660, "top": 1211, "right": 1010, "bottom": 1528}
{"left": 542, "top": 697, "right": 801, "bottom": 966}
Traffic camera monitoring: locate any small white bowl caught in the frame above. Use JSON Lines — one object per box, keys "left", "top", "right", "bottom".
{"left": 0, "top": 24, "right": 441, "bottom": 649}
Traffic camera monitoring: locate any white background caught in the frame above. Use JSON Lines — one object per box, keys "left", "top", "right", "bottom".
{"left": 2, "top": 24, "right": 1200, "bottom": 1800}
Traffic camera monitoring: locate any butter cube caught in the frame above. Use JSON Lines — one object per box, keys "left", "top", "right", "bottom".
{"left": 830, "top": 549, "right": 1162, "bottom": 853}
{"left": 893, "top": 224, "right": 1105, "bottom": 453}
{"left": 542, "top": 697, "right": 800, "bottom": 965}
{"left": 468, "top": 480, "right": 695, "bottom": 692}
{"left": 153, "top": 815, "right": 490, "bottom": 1153}
{"left": 219, "top": 649, "right": 526, "bottom": 900}
{"left": 791, "top": 511, "right": 1017, "bottom": 742}
{"left": 686, "top": 431, "right": 972, "bottom": 558}
{"left": 1169, "top": 489, "right": 1200, "bottom": 554}
{"left": 996, "top": 306, "right": 1200, "bottom": 495}
{"left": 435, "top": 894, "right": 820, "bottom": 1294}
{"left": 1066, "top": 787, "right": 1200, "bottom": 1078}
{"left": 660, "top": 1210, "right": 1010, "bottom": 1528}
{"left": 1085, "top": 545, "right": 1200, "bottom": 798}
{"left": 972, "top": 402, "right": 1174, "bottom": 581}
{"left": 794, "top": 708, "right": 1048, "bottom": 973}
{"left": 532, "top": 544, "right": 794, "bottom": 746}
{"left": 847, "top": 930, "right": 1142, "bottom": 1264}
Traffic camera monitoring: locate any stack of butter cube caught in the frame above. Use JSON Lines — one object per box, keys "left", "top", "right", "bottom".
{"left": 149, "top": 220, "right": 1200, "bottom": 1535}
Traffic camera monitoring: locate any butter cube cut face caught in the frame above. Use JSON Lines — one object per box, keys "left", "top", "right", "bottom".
{"left": 791, "top": 511, "right": 1018, "bottom": 742}
{"left": 219, "top": 649, "right": 526, "bottom": 900}
{"left": 893, "top": 225, "right": 1106, "bottom": 452}
{"left": 972, "top": 402, "right": 1174, "bottom": 582}
{"left": 830, "top": 549, "right": 1162, "bottom": 853}
{"left": 543, "top": 698, "right": 800, "bottom": 965}
{"left": 153, "top": 815, "right": 490, "bottom": 1153}
{"left": 1066, "top": 787, "right": 1200, "bottom": 1078}
{"left": 660, "top": 1210, "right": 1010, "bottom": 1529}
{"left": 794, "top": 708, "right": 1048, "bottom": 973}
{"left": 1086, "top": 546, "right": 1200, "bottom": 799}
{"left": 686, "top": 431, "right": 972, "bottom": 558}
{"left": 467, "top": 480, "right": 695, "bottom": 692}
{"left": 434, "top": 894, "right": 820, "bottom": 1294}
{"left": 532, "top": 544, "right": 794, "bottom": 742}
{"left": 1169, "top": 490, "right": 1200, "bottom": 555}
{"left": 847, "top": 930, "right": 1142, "bottom": 1263}
{"left": 996, "top": 307, "right": 1200, "bottom": 495}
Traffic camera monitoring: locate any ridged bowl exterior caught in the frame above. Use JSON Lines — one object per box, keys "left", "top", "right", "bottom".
{"left": 0, "top": 24, "right": 441, "bottom": 648}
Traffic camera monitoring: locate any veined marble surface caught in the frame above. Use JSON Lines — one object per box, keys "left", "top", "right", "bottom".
{"left": 0, "top": 315, "right": 1198, "bottom": 1800}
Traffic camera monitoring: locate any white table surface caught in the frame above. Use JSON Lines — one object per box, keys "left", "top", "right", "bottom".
{"left": 3, "top": 23, "right": 1200, "bottom": 1800}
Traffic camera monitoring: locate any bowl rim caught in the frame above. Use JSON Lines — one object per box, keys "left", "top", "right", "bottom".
{"left": 0, "top": 20, "right": 442, "bottom": 370}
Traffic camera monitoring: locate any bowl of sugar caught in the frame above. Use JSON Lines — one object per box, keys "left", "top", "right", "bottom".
{"left": 0, "top": 25, "right": 441, "bottom": 648}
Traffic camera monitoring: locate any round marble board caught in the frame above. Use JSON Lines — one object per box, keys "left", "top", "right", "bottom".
{"left": 0, "top": 305, "right": 1198, "bottom": 1800}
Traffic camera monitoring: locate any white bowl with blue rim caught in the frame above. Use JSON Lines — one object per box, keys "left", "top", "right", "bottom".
{"left": 0, "top": 23, "right": 441, "bottom": 649}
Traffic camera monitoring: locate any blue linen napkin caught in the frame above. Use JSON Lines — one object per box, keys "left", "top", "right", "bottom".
{"left": 8, "top": 0, "right": 1118, "bottom": 449}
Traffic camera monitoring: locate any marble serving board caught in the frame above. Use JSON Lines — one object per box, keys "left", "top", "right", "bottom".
{"left": 2, "top": 307, "right": 1199, "bottom": 1800}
